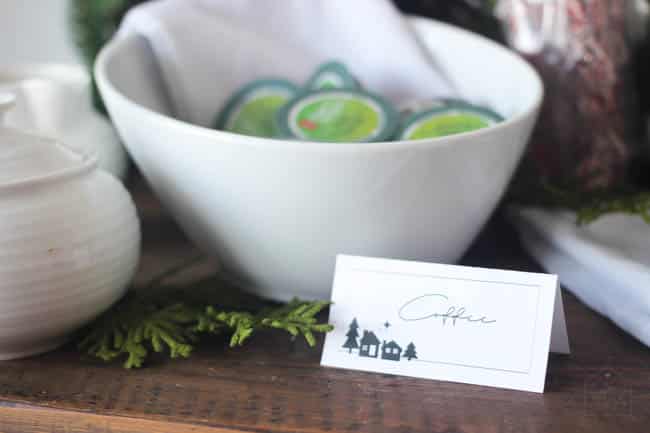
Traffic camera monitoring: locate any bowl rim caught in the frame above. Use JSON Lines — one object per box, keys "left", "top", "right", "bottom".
{"left": 95, "top": 16, "right": 544, "bottom": 154}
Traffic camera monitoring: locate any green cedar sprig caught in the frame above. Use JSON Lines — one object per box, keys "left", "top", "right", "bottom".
{"left": 77, "top": 295, "right": 200, "bottom": 369}
{"left": 195, "top": 300, "right": 334, "bottom": 347}
{"left": 538, "top": 183, "right": 650, "bottom": 225}
{"left": 570, "top": 192, "right": 650, "bottom": 225}
{"left": 78, "top": 284, "right": 332, "bottom": 369}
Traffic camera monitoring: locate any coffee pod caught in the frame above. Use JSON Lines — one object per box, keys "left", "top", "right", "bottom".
{"left": 398, "top": 101, "right": 503, "bottom": 140}
{"left": 304, "top": 61, "right": 360, "bottom": 91}
{"left": 215, "top": 79, "right": 298, "bottom": 137}
{"left": 276, "top": 89, "right": 399, "bottom": 142}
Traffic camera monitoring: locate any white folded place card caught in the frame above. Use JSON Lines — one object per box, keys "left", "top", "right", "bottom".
{"left": 321, "top": 255, "right": 570, "bottom": 393}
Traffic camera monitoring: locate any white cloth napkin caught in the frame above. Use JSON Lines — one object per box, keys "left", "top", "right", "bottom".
{"left": 510, "top": 208, "right": 650, "bottom": 347}
{"left": 119, "top": 0, "right": 457, "bottom": 127}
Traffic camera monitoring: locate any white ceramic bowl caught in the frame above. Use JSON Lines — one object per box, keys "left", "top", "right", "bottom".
{"left": 96, "top": 17, "right": 543, "bottom": 301}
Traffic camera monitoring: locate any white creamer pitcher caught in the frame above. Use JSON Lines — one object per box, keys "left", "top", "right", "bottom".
{"left": 0, "top": 93, "right": 140, "bottom": 360}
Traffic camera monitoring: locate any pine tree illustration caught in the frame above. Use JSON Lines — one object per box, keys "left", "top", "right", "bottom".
{"left": 404, "top": 342, "right": 417, "bottom": 361}
{"left": 342, "top": 318, "right": 360, "bottom": 353}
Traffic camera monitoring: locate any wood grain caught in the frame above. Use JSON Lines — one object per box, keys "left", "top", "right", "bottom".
{"left": 0, "top": 177, "right": 648, "bottom": 433}
{"left": 0, "top": 406, "right": 233, "bottom": 433}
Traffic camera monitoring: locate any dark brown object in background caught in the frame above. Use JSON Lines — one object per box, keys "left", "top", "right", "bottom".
{"left": 0, "top": 177, "right": 648, "bottom": 433}
{"left": 515, "top": 1, "right": 641, "bottom": 191}
{"left": 396, "top": 0, "right": 647, "bottom": 194}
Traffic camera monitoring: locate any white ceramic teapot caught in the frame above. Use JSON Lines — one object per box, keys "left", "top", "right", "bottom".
{"left": 0, "top": 93, "right": 140, "bottom": 360}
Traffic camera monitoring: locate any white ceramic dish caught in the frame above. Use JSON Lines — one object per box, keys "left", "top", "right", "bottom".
{"left": 96, "top": 17, "right": 543, "bottom": 301}
{"left": 0, "top": 63, "right": 129, "bottom": 179}
{"left": 511, "top": 208, "right": 650, "bottom": 347}
{"left": 0, "top": 94, "right": 140, "bottom": 360}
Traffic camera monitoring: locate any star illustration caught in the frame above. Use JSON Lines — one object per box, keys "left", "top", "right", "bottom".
{"left": 384, "top": 321, "right": 391, "bottom": 329}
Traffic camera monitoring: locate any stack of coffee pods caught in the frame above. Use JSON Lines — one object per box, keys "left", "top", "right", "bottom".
{"left": 214, "top": 61, "right": 502, "bottom": 142}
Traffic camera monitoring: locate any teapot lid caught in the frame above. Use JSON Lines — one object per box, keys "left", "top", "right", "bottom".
{"left": 0, "top": 92, "right": 95, "bottom": 187}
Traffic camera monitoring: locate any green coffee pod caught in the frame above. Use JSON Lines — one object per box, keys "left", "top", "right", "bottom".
{"left": 398, "top": 101, "right": 503, "bottom": 140}
{"left": 304, "top": 61, "right": 360, "bottom": 91}
{"left": 275, "top": 89, "right": 399, "bottom": 142}
{"left": 215, "top": 79, "right": 298, "bottom": 138}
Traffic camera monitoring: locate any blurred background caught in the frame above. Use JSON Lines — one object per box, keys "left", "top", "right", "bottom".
{"left": 0, "top": 0, "right": 78, "bottom": 64}
{"left": 3, "top": 0, "right": 648, "bottom": 194}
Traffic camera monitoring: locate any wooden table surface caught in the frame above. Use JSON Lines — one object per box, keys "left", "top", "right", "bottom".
{"left": 0, "top": 178, "right": 648, "bottom": 433}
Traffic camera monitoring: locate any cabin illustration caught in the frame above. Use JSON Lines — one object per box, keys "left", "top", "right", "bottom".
{"left": 381, "top": 340, "right": 402, "bottom": 361}
{"left": 359, "top": 331, "right": 380, "bottom": 358}
{"left": 343, "top": 319, "right": 417, "bottom": 363}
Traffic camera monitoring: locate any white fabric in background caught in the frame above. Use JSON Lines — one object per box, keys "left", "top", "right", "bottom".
{"left": 0, "top": 0, "right": 80, "bottom": 64}
{"left": 119, "top": 0, "right": 457, "bottom": 126}
{"left": 510, "top": 208, "right": 650, "bottom": 347}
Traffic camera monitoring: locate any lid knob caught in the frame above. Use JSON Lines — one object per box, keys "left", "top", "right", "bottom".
{"left": 0, "top": 93, "right": 16, "bottom": 126}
